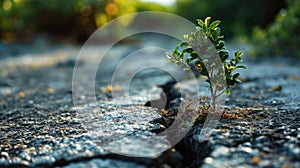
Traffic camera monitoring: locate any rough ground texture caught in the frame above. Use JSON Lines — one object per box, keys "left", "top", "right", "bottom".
{"left": 0, "top": 39, "right": 299, "bottom": 168}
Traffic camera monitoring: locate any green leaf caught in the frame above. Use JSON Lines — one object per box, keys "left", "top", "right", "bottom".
{"left": 200, "top": 68, "right": 208, "bottom": 76}
{"left": 218, "top": 49, "right": 229, "bottom": 54}
{"left": 217, "top": 35, "right": 224, "bottom": 40}
{"left": 225, "top": 89, "right": 230, "bottom": 94}
{"left": 197, "top": 19, "right": 205, "bottom": 27}
{"left": 180, "top": 42, "right": 188, "bottom": 47}
{"left": 235, "top": 51, "right": 243, "bottom": 57}
{"left": 204, "top": 17, "right": 211, "bottom": 27}
{"left": 233, "top": 73, "right": 240, "bottom": 79}
{"left": 180, "top": 53, "right": 185, "bottom": 59}
{"left": 165, "top": 52, "right": 171, "bottom": 59}
{"left": 226, "top": 76, "right": 236, "bottom": 86}
{"left": 221, "top": 54, "right": 229, "bottom": 62}
{"left": 208, "top": 20, "right": 221, "bottom": 30}
{"left": 185, "top": 48, "right": 194, "bottom": 53}
{"left": 218, "top": 49, "right": 229, "bottom": 61}
{"left": 234, "top": 78, "right": 241, "bottom": 83}
{"left": 173, "top": 50, "right": 180, "bottom": 57}
{"left": 190, "top": 52, "right": 198, "bottom": 59}
{"left": 186, "top": 58, "right": 191, "bottom": 65}
{"left": 236, "top": 65, "right": 247, "bottom": 69}
{"left": 211, "top": 29, "right": 219, "bottom": 40}
{"left": 183, "top": 35, "right": 189, "bottom": 40}
{"left": 216, "top": 40, "right": 225, "bottom": 49}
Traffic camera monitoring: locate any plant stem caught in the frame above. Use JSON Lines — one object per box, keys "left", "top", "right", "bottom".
{"left": 216, "top": 89, "right": 225, "bottom": 98}
{"left": 172, "top": 58, "right": 200, "bottom": 74}
{"left": 210, "top": 86, "right": 216, "bottom": 112}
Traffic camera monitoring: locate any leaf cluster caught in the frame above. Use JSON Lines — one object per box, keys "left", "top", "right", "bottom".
{"left": 166, "top": 17, "right": 246, "bottom": 95}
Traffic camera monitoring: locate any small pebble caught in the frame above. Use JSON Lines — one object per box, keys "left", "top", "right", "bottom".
{"left": 204, "top": 157, "right": 213, "bottom": 164}
{"left": 5, "top": 88, "right": 11, "bottom": 95}
{"left": 47, "top": 88, "right": 53, "bottom": 93}
{"left": 27, "top": 147, "right": 36, "bottom": 154}
{"left": 255, "top": 136, "right": 269, "bottom": 144}
{"left": 1, "top": 152, "right": 9, "bottom": 158}
{"left": 18, "top": 91, "right": 25, "bottom": 98}
{"left": 251, "top": 156, "right": 260, "bottom": 164}
{"left": 105, "top": 85, "right": 112, "bottom": 92}
{"left": 28, "top": 100, "right": 34, "bottom": 104}
{"left": 240, "top": 147, "right": 253, "bottom": 153}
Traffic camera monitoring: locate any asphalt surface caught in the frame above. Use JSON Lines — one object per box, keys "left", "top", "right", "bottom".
{"left": 0, "top": 38, "right": 299, "bottom": 168}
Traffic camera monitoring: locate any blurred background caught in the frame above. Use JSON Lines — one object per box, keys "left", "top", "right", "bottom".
{"left": 0, "top": 0, "right": 299, "bottom": 57}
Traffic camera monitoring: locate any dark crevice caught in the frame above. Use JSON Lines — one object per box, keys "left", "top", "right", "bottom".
{"left": 148, "top": 80, "right": 214, "bottom": 168}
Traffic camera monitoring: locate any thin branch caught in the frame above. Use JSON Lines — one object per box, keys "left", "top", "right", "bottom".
{"left": 170, "top": 58, "right": 200, "bottom": 74}
{"left": 215, "top": 89, "right": 225, "bottom": 98}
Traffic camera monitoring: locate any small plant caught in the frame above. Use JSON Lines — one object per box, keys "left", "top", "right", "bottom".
{"left": 166, "top": 17, "right": 246, "bottom": 112}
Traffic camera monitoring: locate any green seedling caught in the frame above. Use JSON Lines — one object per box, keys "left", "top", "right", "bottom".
{"left": 166, "top": 17, "right": 246, "bottom": 111}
